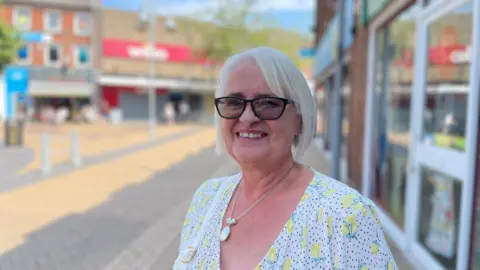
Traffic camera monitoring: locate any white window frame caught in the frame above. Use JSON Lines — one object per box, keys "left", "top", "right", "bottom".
{"left": 12, "top": 6, "right": 32, "bottom": 31}
{"left": 73, "top": 12, "right": 92, "bottom": 36}
{"left": 16, "top": 43, "right": 32, "bottom": 65}
{"left": 44, "top": 43, "right": 62, "bottom": 67}
{"left": 73, "top": 44, "right": 91, "bottom": 68}
{"left": 363, "top": 0, "right": 480, "bottom": 270}
{"left": 43, "top": 9, "right": 63, "bottom": 33}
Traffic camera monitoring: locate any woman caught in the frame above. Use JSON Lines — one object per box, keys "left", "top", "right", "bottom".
{"left": 174, "top": 47, "right": 397, "bottom": 269}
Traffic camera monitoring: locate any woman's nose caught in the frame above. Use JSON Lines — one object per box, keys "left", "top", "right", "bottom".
{"left": 239, "top": 103, "right": 259, "bottom": 124}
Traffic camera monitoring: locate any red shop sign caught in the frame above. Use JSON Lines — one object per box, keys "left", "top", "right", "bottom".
{"left": 103, "top": 38, "right": 196, "bottom": 62}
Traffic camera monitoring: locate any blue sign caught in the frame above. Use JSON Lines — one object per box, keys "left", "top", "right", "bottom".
{"left": 5, "top": 66, "right": 29, "bottom": 119}
{"left": 299, "top": 47, "right": 316, "bottom": 58}
{"left": 313, "top": 0, "right": 355, "bottom": 78}
{"left": 21, "top": 32, "right": 49, "bottom": 43}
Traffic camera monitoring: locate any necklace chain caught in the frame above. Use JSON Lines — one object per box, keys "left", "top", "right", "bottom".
{"left": 228, "top": 163, "right": 295, "bottom": 224}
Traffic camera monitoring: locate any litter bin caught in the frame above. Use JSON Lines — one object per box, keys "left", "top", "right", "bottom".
{"left": 4, "top": 120, "right": 25, "bottom": 147}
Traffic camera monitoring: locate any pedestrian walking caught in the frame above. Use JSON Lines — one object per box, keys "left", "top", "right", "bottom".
{"left": 164, "top": 102, "right": 176, "bottom": 125}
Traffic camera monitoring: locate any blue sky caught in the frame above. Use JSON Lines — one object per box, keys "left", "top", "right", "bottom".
{"left": 102, "top": 0, "right": 315, "bottom": 35}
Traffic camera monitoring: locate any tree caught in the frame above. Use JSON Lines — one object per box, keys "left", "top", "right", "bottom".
{"left": 192, "top": 0, "right": 307, "bottom": 65}
{"left": 0, "top": 21, "right": 22, "bottom": 72}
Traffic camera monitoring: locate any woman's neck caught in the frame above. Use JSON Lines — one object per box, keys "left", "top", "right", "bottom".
{"left": 238, "top": 156, "right": 297, "bottom": 202}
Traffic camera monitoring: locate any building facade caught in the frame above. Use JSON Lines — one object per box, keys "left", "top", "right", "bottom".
{"left": 99, "top": 9, "right": 218, "bottom": 123}
{"left": 0, "top": 0, "right": 100, "bottom": 121}
{"left": 313, "top": 0, "right": 480, "bottom": 269}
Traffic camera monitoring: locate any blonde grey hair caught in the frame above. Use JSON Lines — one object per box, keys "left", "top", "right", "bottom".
{"left": 214, "top": 47, "right": 317, "bottom": 159}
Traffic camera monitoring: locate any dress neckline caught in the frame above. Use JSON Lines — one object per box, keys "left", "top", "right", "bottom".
{"left": 214, "top": 170, "right": 318, "bottom": 269}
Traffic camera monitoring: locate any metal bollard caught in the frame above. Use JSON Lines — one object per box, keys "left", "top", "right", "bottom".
{"left": 71, "top": 130, "right": 82, "bottom": 168}
{"left": 41, "top": 133, "right": 50, "bottom": 176}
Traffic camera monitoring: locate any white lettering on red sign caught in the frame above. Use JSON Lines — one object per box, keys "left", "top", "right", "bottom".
{"left": 449, "top": 45, "right": 471, "bottom": 64}
{"left": 127, "top": 45, "right": 170, "bottom": 61}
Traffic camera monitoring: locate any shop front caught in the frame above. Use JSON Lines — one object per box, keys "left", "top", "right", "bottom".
{"left": 313, "top": 0, "right": 354, "bottom": 184}
{"left": 361, "top": 0, "right": 479, "bottom": 269}
{"left": 100, "top": 38, "right": 217, "bottom": 123}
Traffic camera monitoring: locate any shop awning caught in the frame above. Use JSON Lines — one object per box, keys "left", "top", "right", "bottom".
{"left": 98, "top": 75, "right": 216, "bottom": 94}
{"left": 29, "top": 80, "right": 93, "bottom": 98}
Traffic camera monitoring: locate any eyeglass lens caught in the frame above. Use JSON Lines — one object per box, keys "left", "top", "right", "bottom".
{"left": 216, "top": 97, "right": 286, "bottom": 119}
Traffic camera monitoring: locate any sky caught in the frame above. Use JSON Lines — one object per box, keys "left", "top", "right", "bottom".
{"left": 101, "top": 0, "right": 315, "bottom": 35}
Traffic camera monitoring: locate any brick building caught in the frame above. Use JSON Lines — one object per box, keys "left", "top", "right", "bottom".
{"left": 98, "top": 9, "right": 219, "bottom": 123}
{"left": 0, "top": 0, "right": 101, "bottom": 120}
{"left": 313, "top": 0, "right": 480, "bottom": 269}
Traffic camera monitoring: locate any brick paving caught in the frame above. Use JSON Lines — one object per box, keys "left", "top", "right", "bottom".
{"left": 0, "top": 126, "right": 415, "bottom": 269}
{"left": 0, "top": 128, "right": 219, "bottom": 270}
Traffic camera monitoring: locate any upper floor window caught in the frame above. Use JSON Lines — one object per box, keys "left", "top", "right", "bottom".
{"left": 44, "top": 10, "right": 63, "bottom": 33}
{"left": 74, "top": 45, "right": 91, "bottom": 67}
{"left": 74, "top": 12, "right": 92, "bottom": 36}
{"left": 13, "top": 6, "right": 32, "bottom": 31}
{"left": 44, "top": 44, "right": 62, "bottom": 67}
{"left": 16, "top": 44, "right": 32, "bottom": 65}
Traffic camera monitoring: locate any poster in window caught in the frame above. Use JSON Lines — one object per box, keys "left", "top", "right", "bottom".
{"left": 425, "top": 174, "right": 456, "bottom": 258}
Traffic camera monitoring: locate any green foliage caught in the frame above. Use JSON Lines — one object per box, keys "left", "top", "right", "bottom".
{"left": 0, "top": 21, "right": 22, "bottom": 72}
{"left": 188, "top": 0, "right": 309, "bottom": 65}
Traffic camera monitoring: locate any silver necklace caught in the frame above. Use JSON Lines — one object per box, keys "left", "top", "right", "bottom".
{"left": 220, "top": 163, "right": 295, "bottom": 242}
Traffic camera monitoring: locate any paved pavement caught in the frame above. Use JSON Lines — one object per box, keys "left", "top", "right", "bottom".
{"left": 0, "top": 124, "right": 414, "bottom": 270}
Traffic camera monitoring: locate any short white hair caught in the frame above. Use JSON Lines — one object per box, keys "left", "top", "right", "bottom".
{"left": 214, "top": 47, "right": 317, "bottom": 159}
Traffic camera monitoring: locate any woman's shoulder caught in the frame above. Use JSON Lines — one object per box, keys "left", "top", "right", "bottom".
{"left": 307, "top": 171, "right": 378, "bottom": 220}
{"left": 186, "top": 173, "right": 241, "bottom": 216}
{"left": 191, "top": 173, "right": 241, "bottom": 199}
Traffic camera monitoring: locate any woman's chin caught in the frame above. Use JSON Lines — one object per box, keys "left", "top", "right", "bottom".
{"left": 232, "top": 148, "right": 269, "bottom": 164}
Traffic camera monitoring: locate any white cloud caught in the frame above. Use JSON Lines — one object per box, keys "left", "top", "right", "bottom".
{"left": 156, "top": 0, "right": 314, "bottom": 16}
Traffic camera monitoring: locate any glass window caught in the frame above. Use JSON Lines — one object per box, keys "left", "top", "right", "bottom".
{"left": 44, "top": 10, "right": 62, "bottom": 32}
{"left": 13, "top": 6, "right": 31, "bottom": 31}
{"left": 418, "top": 167, "right": 461, "bottom": 269}
{"left": 372, "top": 3, "right": 418, "bottom": 228}
{"left": 75, "top": 45, "right": 90, "bottom": 66}
{"left": 422, "top": 2, "right": 472, "bottom": 152}
{"left": 74, "top": 12, "right": 92, "bottom": 36}
{"left": 46, "top": 44, "right": 61, "bottom": 65}
{"left": 16, "top": 45, "right": 30, "bottom": 64}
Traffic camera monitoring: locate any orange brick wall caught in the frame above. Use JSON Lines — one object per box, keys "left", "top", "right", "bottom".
{"left": 2, "top": 4, "right": 92, "bottom": 67}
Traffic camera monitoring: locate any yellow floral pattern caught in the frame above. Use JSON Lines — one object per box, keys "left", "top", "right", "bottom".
{"left": 173, "top": 171, "right": 398, "bottom": 269}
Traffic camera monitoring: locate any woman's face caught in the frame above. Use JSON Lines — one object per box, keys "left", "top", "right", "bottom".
{"left": 221, "top": 60, "right": 301, "bottom": 164}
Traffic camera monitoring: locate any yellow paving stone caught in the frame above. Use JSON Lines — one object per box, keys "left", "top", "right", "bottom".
{"left": 18, "top": 124, "right": 194, "bottom": 175}
{"left": 0, "top": 127, "right": 217, "bottom": 254}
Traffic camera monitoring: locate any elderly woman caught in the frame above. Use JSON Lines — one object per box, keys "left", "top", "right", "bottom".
{"left": 174, "top": 47, "right": 397, "bottom": 269}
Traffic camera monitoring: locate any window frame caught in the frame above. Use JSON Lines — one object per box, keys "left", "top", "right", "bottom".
{"left": 12, "top": 5, "right": 32, "bottom": 31}
{"left": 44, "top": 43, "right": 62, "bottom": 67}
{"left": 43, "top": 9, "right": 63, "bottom": 33}
{"left": 73, "top": 12, "right": 92, "bottom": 36}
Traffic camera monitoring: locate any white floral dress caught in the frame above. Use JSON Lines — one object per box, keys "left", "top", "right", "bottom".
{"left": 173, "top": 171, "right": 398, "bottom": 270}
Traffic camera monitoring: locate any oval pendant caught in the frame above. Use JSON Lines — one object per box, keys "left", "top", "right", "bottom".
{"left": 180, "top": 246, "right": 196, "bottom": 263}
{"left": 220, "top": 226, "right": 231, "bottom": 242}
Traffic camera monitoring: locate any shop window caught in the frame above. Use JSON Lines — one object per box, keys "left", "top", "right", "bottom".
{"left": 74, "top": 12, "right": 92, "bottom": 36}
{"left": 421, "top": 2, "right": 472, "bottom": 152}
{"left": 74, "top": 45, "right": 90, "bottom": 67}
{"left": 372, "top": 3, "right": 419, "bottom": 228}
{"left": 44, "top": 10, "right": 62, "bottom": 33}
{"left": 16, "top": 45, "right": 31, "bottom": 64}
{"left": 45, "top": 44, "right": 61, "bottom": 66}
{"left": 418, "top": 167, "right": 461, "bottom": 269}
{"left": 13, "top": 6, "right": 32, "bottom": 31}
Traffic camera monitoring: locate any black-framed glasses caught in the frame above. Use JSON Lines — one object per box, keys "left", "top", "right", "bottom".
{"left": 214, "top": 96, "right": 294, "bottom": 120}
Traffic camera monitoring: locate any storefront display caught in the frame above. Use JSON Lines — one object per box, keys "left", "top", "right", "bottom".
{"left": 418, "top": 168, "right": 461, "bottom": 269}
{"left": 371, "top": 3, "right": 417, "bottom": 227}
{"left": 359, "top": 0, "right": 479, "bottom": 269}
